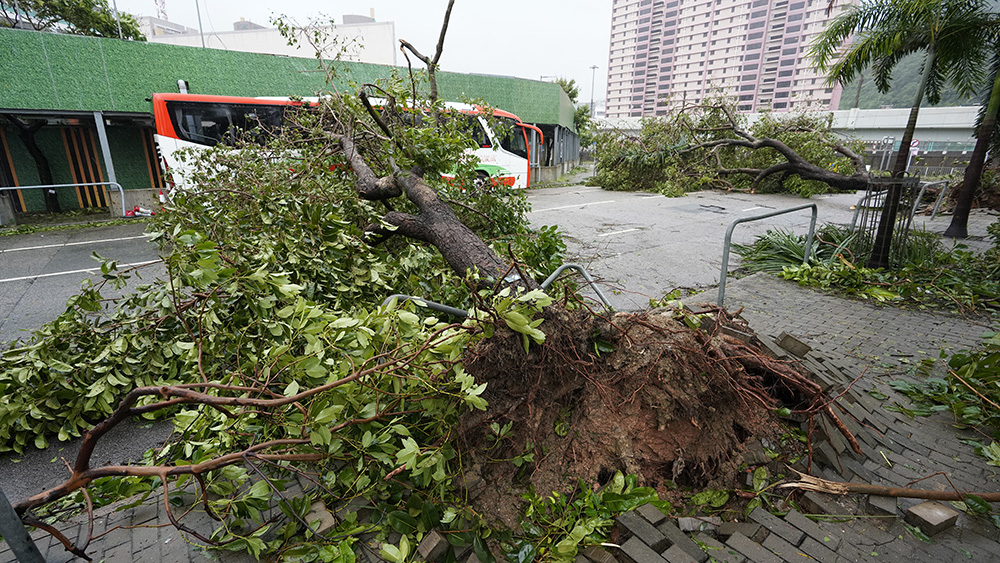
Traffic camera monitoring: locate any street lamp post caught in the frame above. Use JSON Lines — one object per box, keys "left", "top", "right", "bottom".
{"left": 589, "top": 65, "right": 598, "bottom": 118}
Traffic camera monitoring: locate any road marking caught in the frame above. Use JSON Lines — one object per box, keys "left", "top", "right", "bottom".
{"left": 598, "top": 228, "right": 639, "bottom": 237}
{"left": 0, "top": 260, "right": 160, "bottom": 284}
{"left": 743, "top": 206, "right": 765, "bottom": 212}
{"left": 531, "top": 200, "right": 616, "bottom": 213}
{"left": 0, "top": 235, "right": 150, "bottom": 254}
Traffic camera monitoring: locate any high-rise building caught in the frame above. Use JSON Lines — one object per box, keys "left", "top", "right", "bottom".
{"left": 605, "top": 0, "right": 854, "bottom": 118}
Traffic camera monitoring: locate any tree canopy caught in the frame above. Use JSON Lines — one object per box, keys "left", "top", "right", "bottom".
{"left": 0, "top": 0, "right": 145, "bottom": 40}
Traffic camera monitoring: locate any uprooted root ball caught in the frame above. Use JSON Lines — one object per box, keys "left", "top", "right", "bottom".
{"left": 459, "top": 305, "right": 804, "bottom": 527}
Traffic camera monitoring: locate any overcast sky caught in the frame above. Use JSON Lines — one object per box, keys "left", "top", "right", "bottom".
{"left": 112, "top": 0, "right": 613, "bottom": 107}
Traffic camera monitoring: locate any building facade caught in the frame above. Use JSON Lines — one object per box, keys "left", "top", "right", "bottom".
{"left": 145, "top": 15, "right": 398, "bottom": 66}
{"left": 605, "top": 0, "right": 852, "bottom": 117}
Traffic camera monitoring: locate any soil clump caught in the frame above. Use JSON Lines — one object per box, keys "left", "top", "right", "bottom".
{"left": 460, "top": 305, "right": 808, "bottom": 528}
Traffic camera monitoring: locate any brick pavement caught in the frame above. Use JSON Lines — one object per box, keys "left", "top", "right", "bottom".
{"left": 3, "top": 273, "right": 1000, "bottom": 562}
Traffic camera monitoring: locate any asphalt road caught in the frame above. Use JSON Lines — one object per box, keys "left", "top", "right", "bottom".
{"left": 0, "top": 222, "right": 165, "bottom": 345}
{"left": 0, "top": 222, "right": 170, "bottom": 504}
{"left": 527, "top": 184, "right": 866, "bottom": 310}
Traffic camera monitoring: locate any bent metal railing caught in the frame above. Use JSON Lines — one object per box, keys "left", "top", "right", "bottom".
{"left": 380, "top": 263, "right": 611, "bottom": 319}
{"left": 717, "top": 204, "right": 818, "bottom": 308}
{"left": 0, "top": 182, "right": 128, "bottom": 218}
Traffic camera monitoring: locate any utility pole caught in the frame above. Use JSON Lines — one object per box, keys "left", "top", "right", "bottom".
{"left": 111, "top": 0, "right": 123, "bottom": 39}
{"left": 590, "top": 65, "right": 599, "bottom": 118}
{"left": 195, "top": 0, "right": 205, "bottom": 47}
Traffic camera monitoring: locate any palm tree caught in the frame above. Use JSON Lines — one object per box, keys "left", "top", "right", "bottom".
{"left": 812, "top": 0, "right": 993, "bottom": 268}
{"left": 945, "top": 50, "right": 1000, "bottom": 239}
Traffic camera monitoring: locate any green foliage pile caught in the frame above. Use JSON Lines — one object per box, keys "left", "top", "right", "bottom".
{"left": 734, "top": 222, "right": 1000, "bottom": 312}
{"left": 887, "top": 331, "right": 1000, "bottom": 469}
{"left": 0, "top": 92, "right": 583, "bottom": 560}
{"left": 589, "top": 102, "right": 864, "bottom": 197}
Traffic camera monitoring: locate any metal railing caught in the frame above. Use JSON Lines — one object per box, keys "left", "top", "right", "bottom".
{"left": 380, "top": 264, "right": 610, "bottom": 319}
{"left": 540, "top": 263, "right": 612, "bottom": 310}
{"left": 0, "top": 485, "right": 44, "bottom": 562}
{"left": 849, "top": 189, "right": 886, "bottom": 233}
{"left": 717, "top": 204, "right": 818, "bottom": 307}
{"left": 381, "top": 294, "right": 469, "bottom": 319}
{"left": 0, "top": 182, "right": 127, "bottom": 218}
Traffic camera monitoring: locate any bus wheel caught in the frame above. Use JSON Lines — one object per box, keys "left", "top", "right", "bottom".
{"left": 473, "top": 170, "right": 489, "bottom": 192}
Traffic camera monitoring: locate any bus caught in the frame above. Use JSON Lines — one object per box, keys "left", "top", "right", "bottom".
{"left": 150, "top": 93, "right": 542, "bottom": 196}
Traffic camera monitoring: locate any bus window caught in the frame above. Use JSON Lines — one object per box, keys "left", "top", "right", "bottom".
{"left": 167, "top": 101, "right": 286, "bottom": 147}
{"left": 498, "top": 117, "right": 528, "bottom": 159}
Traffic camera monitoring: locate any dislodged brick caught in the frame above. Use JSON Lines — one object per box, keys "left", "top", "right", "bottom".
{"left": 618, "top": 536, "right": 664, "bottom": 563}
{"left": 693, "top": 533, "right": 745, "bottom": 563}
{"left": 724, "top": 532, "right": 782, "bottom": 563}
{"left": 417, "top": 530, "right": 449, "bottom": 562}
{"left": 866, "top": 494, "right": 898, "bottom": 517}
{"left": 748, "top": 507, "right": 805, "bottom": 546}
{"left": 306, "top": 500, "right": 339, "bottom": 535}
{"left": 636, "top": 503, "right": 668, "bottom": 526}
{"left": 905, "top": 501, "right": 960, "bottom": 536}
{"left": 782, "top": 509, "right": 841, "bottom": 551}
{"left": 798, "top": 491, "right": 850, "bottom": 516}
{"left": 660, "top": 544, "right": 698, "bottom": 563}
{"left": 776, "top": 331, "right": 811, "bottom": 357}
{"left": 715, "top": 522, "right": 764, "bottom": 543}
{"left": 654, "top": 521, "right": 707, "bottom": 562}
{"left": 619, "top": 511, "right": 670, "bottom": 552}
{"left": 677, "top": 516, "right": 720, "bottom": 533}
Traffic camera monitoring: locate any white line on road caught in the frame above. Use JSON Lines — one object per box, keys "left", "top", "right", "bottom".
{"left": 531, "top": 200, "right": 616, "bottom": 213}
{"left": 598, "top": 228, "right": 639, "bottom": 237}
{"left": 743, "top": 206, "right": 765, "bottom": 212}
{"left": 0, "top": 260, "right": 160, "bottom": 284}
{"left": 0, "top": 235, "right": 150, "bottom": 254}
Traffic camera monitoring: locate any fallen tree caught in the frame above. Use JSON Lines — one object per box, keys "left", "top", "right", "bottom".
{"left": 591, "top": 100, "right": 869, "bottom": 197}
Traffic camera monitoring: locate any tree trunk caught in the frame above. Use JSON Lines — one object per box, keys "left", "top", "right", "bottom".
{"left": 944, "top": 67, "right": 1000, "bottom": 239}
{"left": 386, "top": 172, "right": 539, "bottom": 289}
{"left": 867, "top": 47, "right": 935, "bottom": 269}
{"left": 5, "top": 116, "right": 61, "bottom": 213}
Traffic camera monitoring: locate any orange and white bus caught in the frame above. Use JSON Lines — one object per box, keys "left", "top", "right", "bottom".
{"left": 151, "top": 93, "right": 542, "bottom": 195}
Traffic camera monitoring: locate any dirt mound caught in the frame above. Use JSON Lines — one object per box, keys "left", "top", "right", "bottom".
{"left": 460, "top": 305, "right": 806, "bottom": 527}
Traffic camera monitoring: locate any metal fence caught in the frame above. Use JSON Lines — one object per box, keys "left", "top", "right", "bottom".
{"left": 0, "top": 182, "right": 127, "bottom": 219}
{"left": 849, "top": 177, "right": 920, "bottom": 269}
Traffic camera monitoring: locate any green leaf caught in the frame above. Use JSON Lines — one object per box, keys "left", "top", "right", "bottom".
{"left": 387, "top": 511, "right": 418, "bottom": 534}
{"left": 690, "top": 489, "right": 729, "bottom": 508}
{"left": 964, "top": 494, "right": 991, "bottom": 515}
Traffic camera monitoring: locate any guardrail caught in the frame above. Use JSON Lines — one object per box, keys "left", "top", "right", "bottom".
{"left": 0, "top": 182, "right": 127, "bottom": 218}
{"left": 717, "top": 204, "right": 817, "bottom": 307}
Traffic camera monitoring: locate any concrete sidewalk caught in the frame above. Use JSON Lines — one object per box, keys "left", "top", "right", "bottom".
{"left": 3, "top": 274, "right": 999, "bottom": 562}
